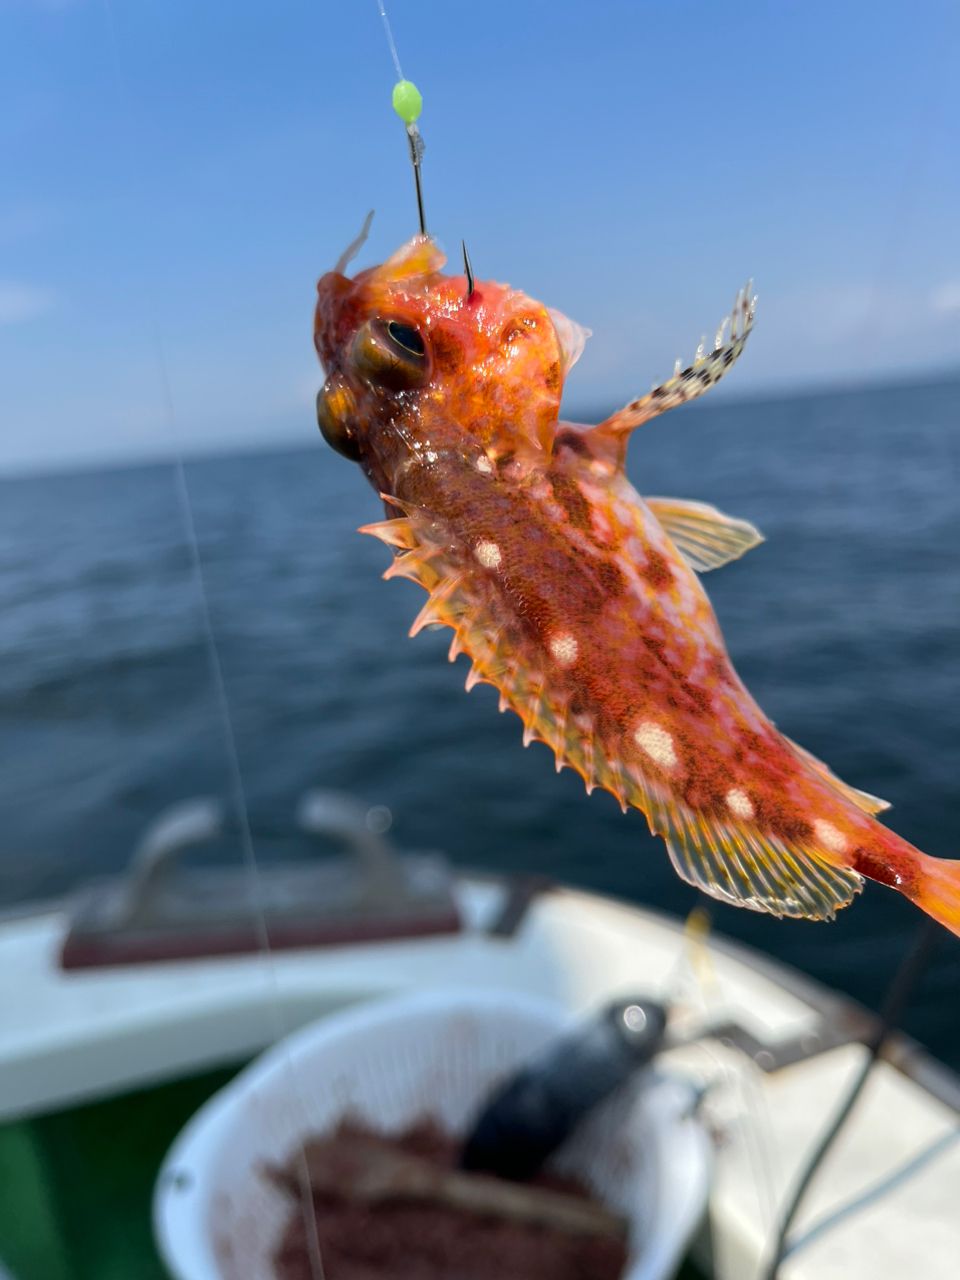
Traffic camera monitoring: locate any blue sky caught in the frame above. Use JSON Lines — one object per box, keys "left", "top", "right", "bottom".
{"left": 2, "top": 0, "right": 958, "bottom": 473}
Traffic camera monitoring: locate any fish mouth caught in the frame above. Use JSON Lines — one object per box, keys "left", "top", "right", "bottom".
{"left": 316, "top": 373, "right": 362, "bottom": 462}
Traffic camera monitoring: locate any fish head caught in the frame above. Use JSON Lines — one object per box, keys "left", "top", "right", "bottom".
{"left": 314, "top": 234, "right": 590, "bottom": 468}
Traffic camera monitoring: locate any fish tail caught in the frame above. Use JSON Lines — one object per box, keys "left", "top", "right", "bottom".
{"left": 909, "top": 854, "right": 960, "bottom": 939}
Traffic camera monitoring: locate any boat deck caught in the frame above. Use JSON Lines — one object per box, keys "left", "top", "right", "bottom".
{"left": 1, "top": 879, "right": 958, "bottom": 1279}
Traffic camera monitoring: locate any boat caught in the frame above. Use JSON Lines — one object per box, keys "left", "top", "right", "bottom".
{"left": 1, "top": 790, "right": 958, "bottom": 1279}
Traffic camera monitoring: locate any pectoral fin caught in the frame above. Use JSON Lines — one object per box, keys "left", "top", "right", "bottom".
{"left": 647, "top": 497, "right": 763, "bottom": 572}
{"left": 589, "top": 282, "right": 756, "bottom": 468}
{"left": 547, "top": 307, "right": 592, "bottom": 373}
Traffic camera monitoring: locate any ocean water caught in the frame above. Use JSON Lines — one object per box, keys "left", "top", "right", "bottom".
{"left": 1, "top": 376, "right": 959, "bottom": 1068}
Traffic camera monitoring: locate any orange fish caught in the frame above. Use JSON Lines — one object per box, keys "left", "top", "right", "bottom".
{"left": 313, "top": 228, "right": 960, "bottom": 937}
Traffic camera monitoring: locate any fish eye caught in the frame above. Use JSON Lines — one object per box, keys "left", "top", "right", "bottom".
{"left": 386, "top": 320, "right": 426, "bottom": 358}
{"left": 352, "top": 318, "right": 429, "bottom": 390}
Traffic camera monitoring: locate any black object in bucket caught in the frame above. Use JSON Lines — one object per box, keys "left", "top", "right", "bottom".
{"left": 460, "top": 997, "right": 668, "bottom": 1180}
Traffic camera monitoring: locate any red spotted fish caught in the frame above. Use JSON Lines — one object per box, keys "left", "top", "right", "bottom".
{"left": 313, "top": 229, "right": 960, "bottom": 937}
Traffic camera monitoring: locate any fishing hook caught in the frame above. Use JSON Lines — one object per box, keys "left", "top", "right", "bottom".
{"left": 406, "top": 124, "right": 427, "bottom": 236}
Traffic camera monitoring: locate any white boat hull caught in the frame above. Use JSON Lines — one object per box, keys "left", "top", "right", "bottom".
{"left": 1, "top": 877, "right": 958, "bottom": 1279}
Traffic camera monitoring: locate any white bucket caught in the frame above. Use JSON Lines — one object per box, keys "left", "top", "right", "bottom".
{"left": 154, "top": 989, "right": 709, "bottom": 1280}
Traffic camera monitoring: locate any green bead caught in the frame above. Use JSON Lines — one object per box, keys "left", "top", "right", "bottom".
{"left": 391, "top": 79, "right": 422, "bottom": 124}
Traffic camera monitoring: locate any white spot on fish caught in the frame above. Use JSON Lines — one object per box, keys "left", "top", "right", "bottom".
{"left": 590, "top": 507, "right": 613, "bottom": 541}
{"left": 814, "top": 818, "right": 848, "bottom": 854}
{"left": 614, "top": 500, "right": 636, "bottom": 528}
{"left": 549, "top": 633, "right": 579, "bottom": 666}
{"left": 476, "top": 455, "right": 493, "bottom": 473}
{"left": 424, "top": 449, "right": 438, "bottom": 463}
{"left": 475, "top": 540, "right": 502, "bottom": 570}
{"left": 633, "top": 721, "right": 677, "bottom": 768}
{"left": 726, "top": 788, "right": 755, "bottom": 819}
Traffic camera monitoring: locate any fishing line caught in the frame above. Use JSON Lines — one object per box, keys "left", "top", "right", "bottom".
{"left": 96, "top": 3, "right": 326, "bottom": 1274}
{"left": 164, "top": 383, "right": 327, "bottom": 1280}
{"left": 760, "top": 23, "right": 954, "bottom": 1276}
{"left": 374, "top": 0, "right": 427, "bottom": 234}
{"left": 782, "top": 1124, "right": 960, "bottom": 1261}
{"left": 376, "top": 0, "right": 404, "bottom": 81}
{"left": 668, "top": 906, "right": 782, "bottom": 1265}
{"left": 762, "top": 917, "right": 940, "bottom": 1280}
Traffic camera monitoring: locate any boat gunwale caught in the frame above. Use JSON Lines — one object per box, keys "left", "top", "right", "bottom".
{"left": 2, "top": 873, "right": 958, "bottom": 1116}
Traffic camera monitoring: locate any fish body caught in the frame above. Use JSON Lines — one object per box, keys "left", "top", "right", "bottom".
{"left": 314, "top": 232, "right": 960, "bottom": 936}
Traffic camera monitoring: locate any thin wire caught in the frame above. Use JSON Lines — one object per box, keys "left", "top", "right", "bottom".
{"left": 376, "top": 0, "right": 404, "bottom": 80}
{"left": 408, "top": 129, "right": 427, "bottom": 236}
{"left": 762, "top": 918, "right": 939, "bottom": 1280}
{"left": 375, "top": 0, "right": 427, "bottom": 235}
{"left": 98, "top": 4, "right": 325, "bottom": 1274}
{"left": 783, "top": 1125, "right": 960, "bottom": 1261}
{"left": 664, "top": 909, "right": 782, "bottom": 1276}
{"left": 161, "top": 357, "right": 326, "bottom": 1280}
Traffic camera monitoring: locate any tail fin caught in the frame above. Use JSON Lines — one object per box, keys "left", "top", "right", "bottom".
{"left": 910, "top": 855, "right": 960, "bottom": 938}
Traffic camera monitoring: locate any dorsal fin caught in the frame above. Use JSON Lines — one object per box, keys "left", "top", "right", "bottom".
{"left": 459, "top": 645, "right": 864, "bottom": 920}
{"left": 784, "top": 735, "right": 891, "bottom": 815}
{"left": 365, "top": 514, "right": 866, "bottom": 923}
{"left": 461, "top": 622, "right": 865, "bottom": 920}
{"left": 651, "top": 790, "right": 864, "bottom": 920}
{"left": 646, "top": 497, "right": 763, "bottom": 572}
{"left": 357, "top": 516, "right": 419, "bottom": 549}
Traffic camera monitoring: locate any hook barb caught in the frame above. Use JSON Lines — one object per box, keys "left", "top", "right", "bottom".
{"left": 462, "top": 240, "right": 475, "bottom": 300}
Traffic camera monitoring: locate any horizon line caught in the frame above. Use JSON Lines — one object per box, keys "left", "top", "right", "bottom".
{"left": 3, "top": 362, "right": 958, "bottom": 484}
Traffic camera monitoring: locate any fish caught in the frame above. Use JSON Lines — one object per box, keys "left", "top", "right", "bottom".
{"left": 313, "top": 228, "right": 960, "bottom": 938}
